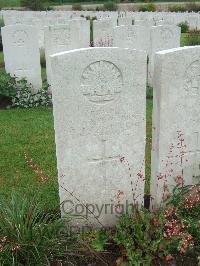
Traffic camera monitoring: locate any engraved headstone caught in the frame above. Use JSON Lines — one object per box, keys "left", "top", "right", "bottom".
{"left": 51, "top": 47, "right": 147, "bottom": 227}
{"left": 151, "top": 46, "right": 200, "bottom": 207}
{"left": 113, "top": 25, "right": 150, "bottom": 53}
{"left": 148, "top": 25, "right": 181, "bottom": 86}
{"left": 2, "top": 24, "right": 42, "bottom": 92}
{"left": 118, "top": 17, "right": 133, "bottom": 26}
{"left": 45, "top": 20, "right": 90, "bottom": 85}
{"left": 93, "top": 19, "right": 114, "bottom": 47}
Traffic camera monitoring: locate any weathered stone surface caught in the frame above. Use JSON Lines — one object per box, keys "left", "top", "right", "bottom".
{"left": 44, "top": 20, "right": 90, "bottom": 85}
{"left": 118, "top": 17, "right": 133, "bottom": 26}
{"left": 148, "top": 25, "right": 181, "bottom": 86}
{"left": 51, "top": 47, "right": 147, "bottom": 227}
{"left": 2, "top": 24, "right": 42, "bottom": 91}
{"left": 93, "top": 19, "right": 114, "bottom": 47}
{"left": 151, "top": 46, "right": 200, "bottom": 207}
{"left": 134, "top": 19, "right": 155, "bottom": 27}
{"left": 113, "top": 25, "right": 150, "bottom": 53}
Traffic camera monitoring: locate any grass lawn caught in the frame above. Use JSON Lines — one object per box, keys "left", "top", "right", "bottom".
{"left": 0, "top": 98, "right": 153, "bottom": 204}
{"left": 0, "top": 30, "right": 194, "bottom": 202}
{"left": 0, "top": 52, "right": 4, "bottom": 66}
{"left": 0, "top": 0, "right": 21, "bottom": 8}
{"left": 0, "top": 107, "right": 59, "bottom": 209}
{"left": 1, "top": 0, "right": 199, "bottom": 8}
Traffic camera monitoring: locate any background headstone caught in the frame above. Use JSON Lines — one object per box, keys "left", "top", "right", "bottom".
{"left": 148, "top": 25, "right": 181, "bottom": 86}
{"left": 2, "top": 24, "right": 42, "bottom": 92}
{"left": 93, "top": 19, "right": 114, "bottom": 47}
{"left": 113, "top": 25, "right": 150, "bottom": 54}
{"left": 44, "top": 20, "right": 90, "bottom": 85}
{"left": 151, "top": 46, "right": 200, "bottom": 207}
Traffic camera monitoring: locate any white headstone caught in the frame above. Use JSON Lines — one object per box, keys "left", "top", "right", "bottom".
{"left": 113, "top": 25, "right": 150, "bottom": 53}
{"left": 148, "top": 25, "right": 181, "bottom": 86}
{"left": 151, "top": 46, "right": 200, "bottom": 207}
{"left": 2, "top": 25, "right": 42, "bottom": 92}
{"left": 118, "top": 17, "right": 133, "bottom": 26}
{"left": 134, "top": 19, "right": 155, "bottom": 28}
{"left": 93, "top": 19, "right": 114, "bottom": 47}
{"left": 44, "top": 20, "right": 90, "bottom": 85}
{"left": 51, "top": 47, "right": 147, "bottom": 227}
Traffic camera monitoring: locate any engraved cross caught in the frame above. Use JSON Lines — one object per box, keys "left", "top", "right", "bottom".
{"left": 88, "top": 139, "right": 121, "bottom": 182}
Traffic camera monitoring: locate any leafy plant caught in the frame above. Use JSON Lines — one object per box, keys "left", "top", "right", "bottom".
{"left": 20, "top": 0, "right": 47, "bottom": 10}
{"left": 104, "top": 1, "right": 117, "bottom": 11}
{"left": 169, "top": 5, "right": 187, "bottom": 12}
{"left": 138, "top": 3, "right": 156, "bottom": 12}
{"left": 185, "top": 3, "right": 200, "bottom": 12}
{"left": 0, "top": 191, "right": 76, "bottom": 265}
{"left": 184, "top": 31, "right": 200, "bottom": 46}
{"left": 178, "top": 21, "right": 189, "bottom": 33}
{"left": 0, "top": 70, "right": 17, "bottom": 99}
{"left": 163, "top": 184, "right": 200, "bottom": 259}
{"left": 72, "top": 3, "right": 82, "bottom": 11}
{"left": 146, "top": 86, "right": 153, "bottom": 99}
{"left": 11, "top": 79, "right": 52, "bottom": 108}
{"left": 91, "top": 231, "right": 109, "bottom": 252}
{"left": 113, "top": 208, "right": 165, "bottom": 265}
{"left": 91, "top": 184, "right": 200, "bottom": 265}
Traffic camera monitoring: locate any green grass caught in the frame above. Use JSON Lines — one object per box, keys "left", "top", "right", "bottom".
{"left": 1, "top": 0, "right": 200, "bottom": 8}
{"left": 0, "top": 0, "right": 21, "bottom": 8}
{"left": 0, "top": 107, "right": 59, "bottom": 209}
{"left": 146, "top": 98, "right": 153, "bottom": 194}
{"left": 0, "top": 52, "right": 4, "bottom": 66}
{"left": 0, "top": 99, "right": 153, "bottom": 202}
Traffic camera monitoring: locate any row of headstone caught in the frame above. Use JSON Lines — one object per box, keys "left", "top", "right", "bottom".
{"left": 2, "top": 10, "right": 200, "bottom": 30}
{"left": 1, "top": 21, "right": 181, "bottom": 89}
{"left": 50, "top": 45, "right": 200, "bottom": 227}
{"left": 94, "top": 21, "right": 181, "bottom": 85}
{"left": 1, "top": 19, "right": 90, "bottom": 90}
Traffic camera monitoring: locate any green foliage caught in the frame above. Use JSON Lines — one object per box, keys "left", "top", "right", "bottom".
{"left": 169, "top": 5, "right": 187, "bottom": 12}
{"left": 178, "top": 21, "right": 189, "bottom": 33}
{"left": 164, "top": 185, "right": 200, "bottom": 258}
{"left": 169, "top": 4, "right": 200, "bottom": 13}
{"left": 20, "top": 0, "right": 47, "bottom": 10}
{"left": 184, "top": 31, "right": 200, "bottom": 46}
{"left": 138, "top": 3, "right": 156, "bottom": 12}
{"left": 91, "top": 231, "right": 109, "bottom": 252}
{"left": 0, "top": 70, "right": 17, "bottom": 100}
{"left": 91, "top": 185, "right": 199, "bottom": 265}
{"left": 0, "top": 191, "right": 77, "bottom": 265}
{"left": 114, "top": 208, "right": 165, "bottom": 265}
{"left": 72, "top": 3, "right": 82, "bottom": 11}
{"left": 146, "top": 86, "right": 153, "bottom": 100}
{"left": 11, "top": 79, "right": 52, "bottom": 108}
{"left": 103, "top": 1, "right": 117, "bottom": 11}
{"left": 185, "top": 3, "right": 200, "bottom": 12}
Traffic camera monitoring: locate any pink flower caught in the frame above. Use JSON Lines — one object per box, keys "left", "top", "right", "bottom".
{"left": 175, "top": 175, "right": 183, "bottom": 185}
{"left": 165, "top": 255, "right": 173, "bottom": 261}
{"left": 180, "top": 247, "right": 185, "bottom": 254}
